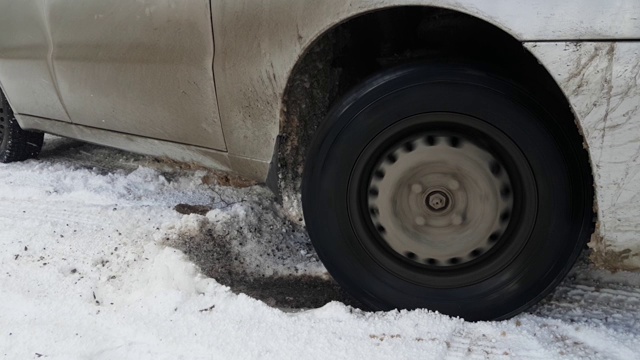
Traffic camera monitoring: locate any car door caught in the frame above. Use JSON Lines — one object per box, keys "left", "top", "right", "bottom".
{"left": 0, "top": 1, "right": 70, "bottom": 123}
{"left": 47, "top": 0, "right": 226, "bottom": 150}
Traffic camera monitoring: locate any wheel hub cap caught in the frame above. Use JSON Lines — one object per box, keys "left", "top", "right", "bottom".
{"left": 368, "top": 134, "right": 513, "bottom": 267}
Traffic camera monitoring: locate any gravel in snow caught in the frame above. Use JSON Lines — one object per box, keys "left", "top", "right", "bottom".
{"left": 0, "top": 136, "right": 639, "bottom": 359}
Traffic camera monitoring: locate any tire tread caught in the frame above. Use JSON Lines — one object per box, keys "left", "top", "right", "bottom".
{"left": 0, "top": 91, "right": 44, "bottom": 163}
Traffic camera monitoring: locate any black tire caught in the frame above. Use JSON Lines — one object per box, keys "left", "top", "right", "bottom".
{"left": 0, "top": 90, "right": 44, "bottom": 163}
{"left": 302, "top": 64, "right": 593, "bottom": 321}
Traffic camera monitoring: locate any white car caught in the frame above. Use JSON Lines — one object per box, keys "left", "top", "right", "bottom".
{"left": 0, "top": 0, "right": 638, "bottom": 320}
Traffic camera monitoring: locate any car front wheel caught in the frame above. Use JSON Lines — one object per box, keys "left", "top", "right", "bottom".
{"left": 302, "top": 64, "right": 593, "bottom": 321}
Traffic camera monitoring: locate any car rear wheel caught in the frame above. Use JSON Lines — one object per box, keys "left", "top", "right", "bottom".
{"left": 0, "top": 90, "right": 44, "bottom": 163}
{"left": 302, "top": 64, "right": 593, "bottom": 321}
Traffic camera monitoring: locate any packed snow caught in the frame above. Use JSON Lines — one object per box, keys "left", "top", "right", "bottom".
{"left": 1, "top": 136, "right": 639, "bottom": 359}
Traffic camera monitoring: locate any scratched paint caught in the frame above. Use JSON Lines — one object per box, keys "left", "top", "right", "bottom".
{"left": 527, "top": 42, "right": 640, "bottom": 270}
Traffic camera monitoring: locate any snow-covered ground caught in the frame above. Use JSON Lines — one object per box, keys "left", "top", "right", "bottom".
{"left": 1, "top": 136, "right": 639, "bottom": 360}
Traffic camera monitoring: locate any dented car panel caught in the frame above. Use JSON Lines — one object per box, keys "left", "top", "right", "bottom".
{"left": 0, "top": 0, "right": 226, "bottom": 150}
{"left": 527, "top": 42, "right": 640, "bottom": 271}
{"left": 50, "top": 0, "right": 226, "bottom": 150}
{"left": 0, "top": 0, "right": 70, "bottom": 122}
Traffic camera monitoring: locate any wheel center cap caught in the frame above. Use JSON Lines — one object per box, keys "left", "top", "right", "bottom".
{"left": 426, "top": 190, "right": 450, "bottom": 212}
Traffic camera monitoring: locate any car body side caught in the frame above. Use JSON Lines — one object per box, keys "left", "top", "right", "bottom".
{"left": 0, "top": 0, "right": 639, "bottom": 269}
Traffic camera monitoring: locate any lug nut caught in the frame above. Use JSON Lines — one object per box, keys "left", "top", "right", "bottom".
{"left": 426, "top": 191, "right": 449, "bottom": 211}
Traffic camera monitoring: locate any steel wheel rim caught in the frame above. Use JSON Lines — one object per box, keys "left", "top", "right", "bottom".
{"left": 346, "top": 112, "right": 538, "bottom": 288}
{"left": 368, "top": 133, "right": 513, "bottom": 267}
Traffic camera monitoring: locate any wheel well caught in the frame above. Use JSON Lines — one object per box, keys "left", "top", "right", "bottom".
{"left": 278, "top": 6, "right": 587, "bottom": 223}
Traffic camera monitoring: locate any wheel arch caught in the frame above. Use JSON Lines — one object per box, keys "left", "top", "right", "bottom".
{"left": 277, "top": 5, "right": 596, "bottom": 227}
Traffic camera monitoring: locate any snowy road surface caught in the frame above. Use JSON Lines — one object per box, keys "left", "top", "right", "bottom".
{"left": 1, "top": 136, "right": 639, "bottom": 360}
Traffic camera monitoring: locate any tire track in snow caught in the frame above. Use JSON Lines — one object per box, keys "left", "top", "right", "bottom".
{"left": 440, "top": 319, "right": 632, "bottom": 360}
{"left": 532, "top": 268, "right": 640, "bottom": 331}
{"left": 528, "top": 321, "right": 636, "bottom": 360}
{"left": 442, "top": 326, "right": 544, "bottom": 360}
{"left": 442, "top": 327, "right": 472, "bottom": 360}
